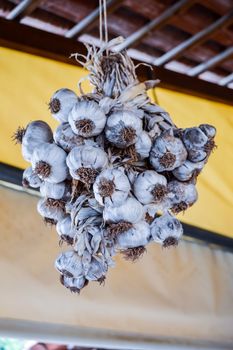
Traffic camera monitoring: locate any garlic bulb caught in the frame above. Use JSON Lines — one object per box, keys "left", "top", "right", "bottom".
{"left": 150, "top": 129, "right": 187, "bottom": 172}
{"left": 134, "top": 131, "right": 152, "bottom": 159}
{"left": 167, "top": 180, "right": 198, "bottom": 214}
{"left": 49, "top": 88, "right": 77, "bottom": 122}
{"left": 54, "top": 122, "right": 84, "bottom": 152}
{"left": 93, "top": 167, "right": 130, "bottom": 206}
{"left": 181, "top": 127, "right": 210, "bottom": 163}
{"left": 32, "top": 143, "right": 68, "bottom": 183}
{"left": 22, "top": 166, "right": 42, "bottom": 188}
{"left": 116, "top": 221, "right": 151, "bottom": 248}
{"left": 172, "top": 160, "right": 205, "bottom": 182}
{"left": 105, "top": 110, "right": 142, "bottom": 148}
{"left": 66, "top": 144, "right": 108, "bottom": 185}
{"left": 56, "top": 216, "right": 76, "bottom": 244}
{"left": 37, "top": 198, "right": 66, "bottom": 223}
{"left": 199, "top": 124, "right": 216, "bottom": 139}
{"left": 40, "top": 181, "right": 71, "bottom": 200}
{"left": 69, "top": 100, "right": 107, "bottom": 138}
{"left": 85, "top": 256, "right": 108, "bottom": 282}
{"left": 103, "top": 197, "right": 144, "bottom": 224}
{"left": 133, "top": 170, "right": 167, "bottom": 205}
{"left": 60, "top": 275, "right": 88, "bottom": 293}
{"left": 13, "top": 121, "right": 53, "bottom": 162}
{"left": 151, "top": 212, "right": 183, "bottom": 247}
{"left": 55, "top": 250, "right": 83, "bottom": 278}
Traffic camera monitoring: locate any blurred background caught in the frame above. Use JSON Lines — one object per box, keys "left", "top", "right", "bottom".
{"left": 0, "top": 0, "right": 233, "bottom": 349}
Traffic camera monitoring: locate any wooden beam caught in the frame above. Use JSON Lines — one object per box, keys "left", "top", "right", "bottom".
{"left": 187, "top": 47, "right": 233, "bottom": 77}
{"left": 114, "top": 0, "right": 192, "bottom": 51}
{"left": 154, "top": 9, "right": 233, "bottom": 66}
{"left": 6, "top": 0, "right": 43, "bottom": 21}
{"left": 0, "top": 18, "right": 232, "bottom": 106}
{"left": 219, "top": 72, "right": 233, "bottom": 86}
{"left": 65, "top": 0, "right": 121, "bottom": 39}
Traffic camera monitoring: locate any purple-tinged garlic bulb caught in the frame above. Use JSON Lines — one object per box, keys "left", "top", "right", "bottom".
{"left": 150, "top": 129, "right": 187, "bottom": 172}
{"left": 172, "top": 159, "right": 205, "bottom": 182}
{"left": 69, "top": 100, "right": 107, "bottom": 137}
{"left": 93, "top": 167, "right": 130, "bottom": 207}
{"left": 103, "top": 197, "right": 144, "bottom": 224}
{"left": 116, "top": 221, "right": 151, "bottom": 249}
{"left": 167, "top": 180, "right": 198, "bottom": 214}
{"left": 181, "top": 125, "right": 216, "bottom": 163}
{"left": 49, "top": 88, "right": 77, "bottom": 122}
{"left": 199, "top": 124, "right": 216, "bottom": 139}
{"left": 56, "top": 216, "right": 76, "bottom": 245}
{"left": 60, "top": 275, "right": 88, "bottom": 293}
{"left": 13, "top": 121, "right": 53, "bottom": 162}
{"left": 134, "top": 131, "right": 152, "bottom": 159}
{"left": 151, "top": 212, "right": 183, "bottom": 248}
{"left": 37, "top": 197, "right": 66, "bottom": 224}
{"left": 22, "top": 166, "right": 42, "bottom": 188}
{"left": 55, "top": 250, "right": 84, "bottom": 278}
{"left": 133, "top": 170, "right": 167, "bottom": 205}
{"left": 105, "top": 110, "right": 142, "bottom": 148}
{"left": 40, "top": 181, "right": 71, "bottom": 200}
{"left": 66, "top": 144, "right": 108, "bottom": 186}
{"left": 54, "top": 122, "right": 84, "bottom": 152}
{"left": 32, "top": 143, "right": 68, "bottom": 183}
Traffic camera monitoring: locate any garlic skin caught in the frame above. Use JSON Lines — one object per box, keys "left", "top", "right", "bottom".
{"left": 32, "top": 143, "right": 68, "bottom": 183}
{"left": 69, "top": 100, "right": 107, "bottom": 137}
{"left": 133, "top": 170, "right": 167, "bottom": 205}
{"left": 151, "top": 212, "right": 183, "bottom": 247}
{"left": 135, "top": 131, "right": 152, "bottom": 159}
{"left": 66, "top": 144, "right": 108, "bottom": 184}
{"left": 116, "top": 221, "right": 151, "bottom": 249}
{"left": 55, "top": 250, "right": 84, "bottom": 278}
{"left": 182, "top": 127, "right": 209, "bottom": 163}
{"left": 167, "top": 180, "right": 198, "bottom": 213}
{"left": 56, "top": 216, "right": 76, "bottom": 244}
{"left": 150, "top": 129, "right": 187, "bottom": 172}
{"left": 105, "top": 110, "right": 142, "bottom": 148}
{"left": 21, "top": 121, "right": 53, "bottom": 162}
{"left": 37, "top": 198, "right": 66, "bottom": 222}
{"left": 54, "top": 122, "right": 84, "bottom": 152}
{"left": 85, "top": 257, "right": 108, "bottom": 282}
{"left": 49, "top": 88, "right": 77, "bottom": 123}
{"left": 60, "top": 275, "right": 87, "bottom": 293}
{"left": 103, "top": 197, "right": 144, "bottom": 224}
{"left": 22, "top": 166, "right": 42, "bottom": 188}
{"left": 40, "top": 181, "right": 71, "bottom": 200}
{"left": 172, "top": 160, "right": 205, "bottom": 182}
{"left": 93, "top": 167, "right": 131, "bottom": 206}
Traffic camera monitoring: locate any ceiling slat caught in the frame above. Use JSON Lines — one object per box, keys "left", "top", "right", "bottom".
{"left": 187, "top": 46, "right": 233, "bottom": 77}
{"left": 219, "top": 72, "right": 233, "bottom": 86}
{"left": 6, "top": 0, "right": 43, "bottom": 21}
{"left": 153, "top": 9, "right": 233, "bottom": 66}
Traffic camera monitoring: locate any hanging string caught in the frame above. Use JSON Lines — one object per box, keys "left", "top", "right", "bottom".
{"left": 99, "top": 0, "right": 103, "bottom": 46}
{"left": 103, "top": 0, "right": 108, "bottom": 44}
{"left": 99, "top": 0, "right": 109, "bottom": 52}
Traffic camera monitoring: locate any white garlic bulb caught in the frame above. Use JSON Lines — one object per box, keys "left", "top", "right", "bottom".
{"left": 93, "top": 167, "right": 131, "bottom": 206}
{"left": 56, "top": 216, "right": 76, "bottom": 244}
{"left": 55, "top": 250, "right": 84, "bottom": 278}
{"left": 151, "top": 212, "right": 183, "bottom": 247}
{"left": 54, "top": 122, "right": 84, "bottom": 152}
{"left": 116, "top": 221, "right": 151, "bottom": 249}
{"left": 103, "top": 197, "right": 144, "bottom": 224}
{"left": 32, "top": 143, "right": 68, "bottom": 183}
{"left": 69, "top": 100, "right": 107, "bottom": 137}
{"left": 66, "top": 144, "right": 108, "bottom": 185}
{"left": 37, "top": 198, "right": 66, "bottom": 223}
{"left": 133, "top": 170, "right": 167, "bottom": 205}
{"left": 172, "top": 160, "right": 205, "bottom": 182}
{"left": 167, "top": 180, "right": 198, "bottom": 214}
{"left": 14, "top": 121, "right": 53, "bottom": 162}
{"left": 105, "top": 110, "right": 142, "bottom": 148}
{"left": 40, "top": 181, "right": 71, "bottom": 200}
{"left": 134, "top": 131, "right": 152, "bottom": 159}
{"left": 60, "top": 275, "right": 87, "bottom": 293}
{"left": 85, "top": 256, "right": 108, "bottom": 282}
{"left": 49, "top": 88, "right": 77, "bottom": 122}
{"left": 22, "top": 166, "right": 42, "bottom": 188}
{"left": 150, "top": 129, "right": 187, "bottom": 172}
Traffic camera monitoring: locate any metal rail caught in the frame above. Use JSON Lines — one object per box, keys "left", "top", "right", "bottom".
{"left": 6, "top": 0, "right": 41, "bottom": 21}
{"left": 219, "top": 72, "right": 233, "bottom": 86}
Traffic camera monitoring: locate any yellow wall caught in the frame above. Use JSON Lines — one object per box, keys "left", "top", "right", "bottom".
{"left": 0, "top": 47, "right": 233, "bottom": 237}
